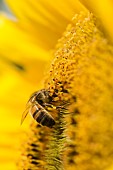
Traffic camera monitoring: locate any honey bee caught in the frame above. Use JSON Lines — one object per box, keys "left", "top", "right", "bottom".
{"left": 21, "top": 89, "right": 55, "bottom": 128}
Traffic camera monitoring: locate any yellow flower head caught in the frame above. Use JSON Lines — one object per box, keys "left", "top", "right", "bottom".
{"left": 1, "top": 1, "right": 113, "bottom": 170}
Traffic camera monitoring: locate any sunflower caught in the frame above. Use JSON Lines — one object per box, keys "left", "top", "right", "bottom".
{"left": 0, "top": 0, "right": 113, "bottom": 170}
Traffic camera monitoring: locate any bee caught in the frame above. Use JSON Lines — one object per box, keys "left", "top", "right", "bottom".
{"left": 21, "top": 89, "right": 55, "bottom": 128}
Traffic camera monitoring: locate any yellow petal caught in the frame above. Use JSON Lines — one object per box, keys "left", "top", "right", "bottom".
{"left": 0, "top": 14, "right": 52, "bottom": 85}
{"left": 79, "top": 0, "right": 113, "bottom": 41}
{"left": 0, "top": 14, "right": 50, "bottom": 170}
{"left": 0, "top": 15, "right": 50, "bottom": 61}
{"left": 0, "top": 70, "right": 35, "bottom": 170}
{"left": 5, "top": 0, "right": 86, "bottom": 49}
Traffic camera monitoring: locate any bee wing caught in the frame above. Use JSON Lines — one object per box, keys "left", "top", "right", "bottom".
{"left": 21, "top": 105, "right": 30, "bottom": 125}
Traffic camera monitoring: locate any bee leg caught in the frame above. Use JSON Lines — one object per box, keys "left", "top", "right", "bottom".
{"left": 56, "top": 101, "right": 70, "bottom": 112}
{"left": 43, "top": 103, "right": 53, "bottom": 108}
{"left": 43, "top": 103, "right": 56, "bottom": 111}
{"left": 56, "top": 106, "right": 67, "bottom": 110}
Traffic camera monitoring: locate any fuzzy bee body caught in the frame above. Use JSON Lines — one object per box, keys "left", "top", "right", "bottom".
{"left": 21, "top": 89, "right": 55, "bottom": 128}
{"left": 30, "top": 104, "right": 55, "bottom": 128}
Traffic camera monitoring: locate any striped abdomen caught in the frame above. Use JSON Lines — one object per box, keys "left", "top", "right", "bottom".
{"left": 30, "top": 104, "right": 55, "bottom": 128}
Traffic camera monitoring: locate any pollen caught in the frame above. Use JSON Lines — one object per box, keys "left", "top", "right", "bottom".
{"left": 44, "top": 12, "right": 113, "bottom": 170}
{"left": 19, "top": 12, "right": 113, "bottom": 170}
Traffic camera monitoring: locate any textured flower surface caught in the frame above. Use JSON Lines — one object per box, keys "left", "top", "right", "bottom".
{"left": 0, "top": 0, "right": 113, "bottom": 170}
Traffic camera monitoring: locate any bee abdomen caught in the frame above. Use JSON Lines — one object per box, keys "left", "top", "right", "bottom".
{"left": 31, "top": 105, "right": 55, "bottom": 128}
{"left": 36, "top": 110, "right": 55, "bottom": 128}
{"left": 32, "top": 109, "right": 39, "bottom": 119}
{"left": 40, "top": 112, "right": 55, "bottom": 128}
{"left": 36, "top": 110, "right": 46, "bottom": 123}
